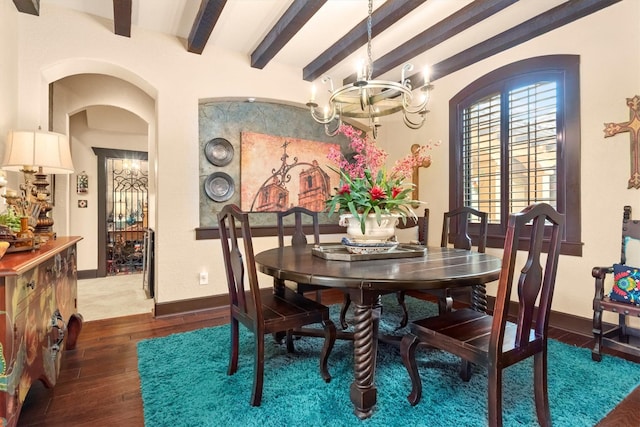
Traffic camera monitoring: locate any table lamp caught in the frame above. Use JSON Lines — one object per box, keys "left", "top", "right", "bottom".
{"left": 2, "top": 129, "right": 75, "bottom": 240}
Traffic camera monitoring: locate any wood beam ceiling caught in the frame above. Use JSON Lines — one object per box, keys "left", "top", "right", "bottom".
{"left": 188, "top": 0, "right": 227, "bottom": 55}
{"left": 250, "top": 0, "right": 326, "bottom": 70}
{"left": 341, "top": 0, "right": 519, "bottom": 85}
{"left": 113, "top": 0, "right": 132, "bottom": 38}
{"left": 407, "top": 0, "right": 623, "bottom": 89}
{"left": 303, "top": 0, "right": 427, "bottom": 82}
{"left": 12, "top": 0, "right": 39, "bottom": 16}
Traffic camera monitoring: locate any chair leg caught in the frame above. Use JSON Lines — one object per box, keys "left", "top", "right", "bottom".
{"left": 250, "top": 332, "right": 265, "bottom": 406}
{"left": 400, "top": 333, "right": 422, "bottom": 406}
{"left": 592, "top": 307, "right": 603, "bottom": 362}
{"left": 534, "top": 350, "right": 551, "bottom": 427}
{"left": 286, "top": 330, "right": 295, "bottom": 353}
{"left": 340, "top": 293, "right": 351, "bottom": 330}
{"left": 396, "top": 291, "right": 409, "bottom": 329}
{"left": 437, "top": 290, "right": 453, "bottom": 315}
{"left": 319, "top": 319, "right": 336, "bottom": 383}
{"left": 228, "top": 318, "right": 239, "bottom": 375}
{"left": 487, "top": 366, "right": 503, "bottom": 427}
{"left": 459, "top": 359, "right": 473, "bottom": 381}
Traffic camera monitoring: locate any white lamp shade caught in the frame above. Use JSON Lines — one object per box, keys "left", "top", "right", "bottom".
{"left": 2, "top": 130, "right": 75, "bottom": 174}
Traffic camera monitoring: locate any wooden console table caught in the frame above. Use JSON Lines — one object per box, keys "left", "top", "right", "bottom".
{"left": 0, "top": 236, "right": 83, "bottom": 427}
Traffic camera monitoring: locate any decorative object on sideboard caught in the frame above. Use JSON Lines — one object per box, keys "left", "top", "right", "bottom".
{"left": 1, "top": 129, "right": 75, "bottom": 243}
{"left": 603, "top": 95, "right": 640, "bottom": 189}
{"left": 307, "top": 0, "right": 433, "bottom": 138}
{"left": 76, "top": 170, "right": 88, "bottom": 194}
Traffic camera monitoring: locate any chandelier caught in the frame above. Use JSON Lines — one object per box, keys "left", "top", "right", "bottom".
{"left": 307, "top": 0, "right": 433, "bottom": 138}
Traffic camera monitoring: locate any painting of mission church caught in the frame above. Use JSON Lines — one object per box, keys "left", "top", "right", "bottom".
{"left": 240, "top": 131, "right": 339, "bottom": 213}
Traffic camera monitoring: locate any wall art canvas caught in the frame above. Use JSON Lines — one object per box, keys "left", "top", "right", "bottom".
{"left": 240, "top": 131, "right": 340, "bottom": 213}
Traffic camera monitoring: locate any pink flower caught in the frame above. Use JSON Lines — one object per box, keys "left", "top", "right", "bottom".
{"left": 391, "top": 187, "right": 402, "bottom": 198}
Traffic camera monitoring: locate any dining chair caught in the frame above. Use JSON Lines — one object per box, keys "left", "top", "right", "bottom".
{"left": 592, "top": 205, "right": 640, "bottom": 361}
{"left": 400, "top": 202, "right": 564, "bottom": 426}
{"left": 276, "top": 206, "right": 322, "bottom": 301}
{"left": 395, "top": 207, "right": 486, "bottom": 329}
{"left": 435, "top": 206, "right": 488, "bottom": 314}
{"left": 218, "top": 204, "right": 337, "bottom": 406}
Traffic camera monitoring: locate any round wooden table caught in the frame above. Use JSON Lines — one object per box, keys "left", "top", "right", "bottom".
{"left": 255, "top": 245, "right": 502, "bottom": 419}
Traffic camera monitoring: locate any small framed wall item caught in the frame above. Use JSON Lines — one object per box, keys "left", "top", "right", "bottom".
{"left": 78, "top": 200, "right": 88, "bottom": 208}
{"left": 77, "top": 171, "right": 88, "bottom": 194}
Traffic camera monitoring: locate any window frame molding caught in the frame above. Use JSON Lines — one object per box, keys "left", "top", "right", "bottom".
{"left": 449, "top": 55, "right": 582, "bottom": 256}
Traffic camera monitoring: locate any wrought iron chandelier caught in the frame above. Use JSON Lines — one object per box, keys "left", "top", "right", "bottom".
{"left": 307, "top": 0, "right": 433, "bottom": 138}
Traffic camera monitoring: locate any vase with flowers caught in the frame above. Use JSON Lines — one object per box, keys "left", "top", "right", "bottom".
{"left": 325, "top": 124, "right": 435, "bottom": 244}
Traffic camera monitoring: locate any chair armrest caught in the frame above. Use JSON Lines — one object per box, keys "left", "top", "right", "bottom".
{"left": 592, "top": 266, "right": 613, "bottom": 279}
{"left": 592, "top": 266, "right": 614, "bottom": 309}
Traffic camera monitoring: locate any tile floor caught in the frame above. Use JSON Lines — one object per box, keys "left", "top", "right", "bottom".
{"left": 77, "top": 273, "right": 154, "bottom": 322}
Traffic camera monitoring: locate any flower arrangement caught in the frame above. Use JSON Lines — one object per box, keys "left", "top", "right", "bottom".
{"left": 326, "top": 124, "right": 436, "bottom": 234}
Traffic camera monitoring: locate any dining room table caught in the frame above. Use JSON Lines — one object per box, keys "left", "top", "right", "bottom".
{"left": 254, "top": 243, "right": 502, "bottom": 419}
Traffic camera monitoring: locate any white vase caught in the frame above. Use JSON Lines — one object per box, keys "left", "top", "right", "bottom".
{"left": 339, "top": 213, "right": 399, "bottom": 243}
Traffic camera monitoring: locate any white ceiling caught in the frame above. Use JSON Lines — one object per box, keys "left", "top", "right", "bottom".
{"left": 39, "top": 0, "right": 571, "bottom": 84}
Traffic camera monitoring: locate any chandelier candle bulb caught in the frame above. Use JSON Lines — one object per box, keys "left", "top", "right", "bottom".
{"left": 310, "top": 85, "right": 316, "bottom": 102}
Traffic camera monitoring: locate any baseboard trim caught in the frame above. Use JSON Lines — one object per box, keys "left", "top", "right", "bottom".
{"left": 78, "top": 269, "right": 98, "bottom": 280}
{"left": 152, "top": 289, "right": 598, "bottom": 338}
{"left": 154, "top": 289, "right": 275, "bottom": 317}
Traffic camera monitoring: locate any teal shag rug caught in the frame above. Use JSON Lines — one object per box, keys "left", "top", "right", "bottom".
{"left": 137, "top": 295, "right": 640, "bottom": 426}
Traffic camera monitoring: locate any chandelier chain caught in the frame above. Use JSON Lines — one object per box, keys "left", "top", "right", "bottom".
{"left": 366, "top": 0, "right": 373, "bottom": 80}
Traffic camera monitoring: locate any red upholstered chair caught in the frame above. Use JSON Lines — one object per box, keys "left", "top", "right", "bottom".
{"left": 218, "top": 204, "right": 336, "bottom": 406}
{"left": 400, "top": 203, "right": 564, "bottom": 426}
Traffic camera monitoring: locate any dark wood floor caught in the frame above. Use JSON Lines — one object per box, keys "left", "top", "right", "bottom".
{"left": 16, "top": 290, "right": 640, "bottom": 426}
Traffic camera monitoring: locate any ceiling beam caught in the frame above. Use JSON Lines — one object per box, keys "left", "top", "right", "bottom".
{"left": 188, "top": 0, "right": 227, "bottom": 55}
{"left": 340, "top": 0, "right": 519, "bottom": 85}
{"left": 113, "top": 0, "right": 132, "bottom": 38}
{"left": 13, "top": 0, "right": 39, "bottom": 15}
{"left": 416, "top": 0, "right": 622, "bottom": 87}
{"left": 372, "top": 0, "right": 519, "bottom": 81}
{"left": 251, "top": 0, "right": 327, "bottom": 70}
{"left": 303, "top": 0, "right": 427, "bottom": 82}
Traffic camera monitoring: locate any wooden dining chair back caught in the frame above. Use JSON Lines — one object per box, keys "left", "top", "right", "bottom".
{"left": 218, "top": 204, "right": 336, "bottom": 406}
{"left": 592, "top": 205, "right": 640, "bottom": 361}
{"left": 427, "top": 206, "right": 489, "bottom": 314}
{"left": 441, "top": 206, "right": 488, "bottom": 252}
{"left": 400, "top": 202, "right": 564, "bottom": 426}
{"left": 276, "top": 206, "right": 323, "bottom": 299}
{"left": 276, "top": 206, "right": 320, "bottom": 247}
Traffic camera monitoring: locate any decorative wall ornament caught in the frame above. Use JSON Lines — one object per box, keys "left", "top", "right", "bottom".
{"left": 604, "top": 95, "right": 640, "bottom": 189}
{"left": 76, "top": 171, "right": 89, "bottom": 194}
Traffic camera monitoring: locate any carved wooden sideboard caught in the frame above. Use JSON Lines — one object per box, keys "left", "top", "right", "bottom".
{"left": 0, "top": 236, "right": 83, "bottom": 426}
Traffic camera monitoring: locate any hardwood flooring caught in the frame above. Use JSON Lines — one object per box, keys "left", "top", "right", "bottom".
{"left": 16, "top": 290, "right": 640, "bottom": 426}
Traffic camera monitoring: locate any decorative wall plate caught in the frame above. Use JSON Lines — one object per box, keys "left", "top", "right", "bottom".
{"left": 204, "top": 172, "right": 234, "bottom": 202}
{"left": 204, "top": 138, "right": 234, "bottom": 166}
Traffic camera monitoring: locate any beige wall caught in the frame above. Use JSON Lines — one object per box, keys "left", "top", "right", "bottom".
{"left": 6, "top": 2, "right": 640, "bottom": 321}
{"left": 0, "top": 2, "right": 19, "bottom": 195}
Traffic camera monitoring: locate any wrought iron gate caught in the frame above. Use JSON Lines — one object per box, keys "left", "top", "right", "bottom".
{"left": 106, "top": 158, "right": 149, "bottom": 275}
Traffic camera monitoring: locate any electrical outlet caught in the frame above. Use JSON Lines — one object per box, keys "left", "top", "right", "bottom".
{"left": 199, "top": 272, "right": 208, "bottom": 285}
